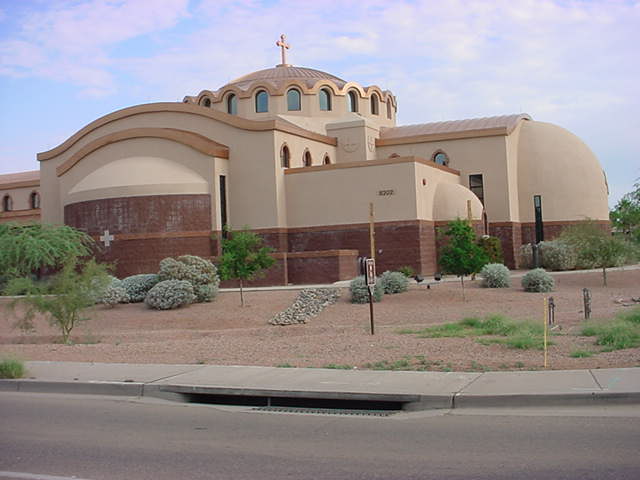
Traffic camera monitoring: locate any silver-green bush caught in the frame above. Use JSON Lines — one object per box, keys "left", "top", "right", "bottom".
{"left": 479, "top": 263, "right": 511, "bottom": 288}
{"left": 379, "top": 271, "right": 409, "bottom": 294}
{"left": 158, "top": 255, "right": 220, "bottom": 303}
{"left": 144, "top": 280, "right": 195, "bottom": 310}
{"left": 521, "top": 268, "right": 555, "bottom": 292}
{"left": 350, "top": 276, "right": 384, "bottom": 304}
{"left": 539, "top": 240, "right": 576, "bottom": 271}
{"left": 122, "top": 274, "right": 160, "bottom": 303}
{"left": 96, "top": 276, "right": 129, "bottom": 307}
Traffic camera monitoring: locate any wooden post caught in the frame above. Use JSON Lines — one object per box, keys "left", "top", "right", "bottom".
{"left": 369, "top": 202, "right": 375, "bottom": 260}
{"left": 543, "top": 297, "right": 549, "bottom": 369}
{"left": 467, "top": 200, "right": 472, "bottom": 222}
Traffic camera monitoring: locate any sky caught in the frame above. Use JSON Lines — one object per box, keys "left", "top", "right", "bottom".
{"left": 0, "top": 0, "right": 638, "bottom": 207}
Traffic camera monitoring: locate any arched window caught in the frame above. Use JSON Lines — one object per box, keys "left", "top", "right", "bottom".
{"left": 303, "top": 150, "right": 312, "bottom": 167}
{"left": 323, "top": 154, "right": 331, "bottom": 165}
{"left": 433, "top": 151, "right": 450, "bottom": 166}
{"left": 227, "top": 94, "right": 237, "bottom": 115}
{"left": 255, "top": 90, "right": 269, "bottom": 113}
{"left": 370, "top": 94, "right": 379, "bottom": 115}
{"left": 319, "top": 88, "right": 332, "bottom": 111}
{"left": 2, "top": 195, "right": 12, "bottom": 212}
{"left": 201, "top": 97, "right": 211, "bottom": 107}
{"left": 386, "top": 100, "right": 392, "bottom": 119}
{"left": 347, "top": 90, "right": 358, "bottom": 113}
{"left": 280, "top": 145, "right": 290, "bottom": 168}
{"left": 287, "top": 88, "right": 301, "bottom": 111}
{"left": 30, "top": 191, "right": 40, "bottom": 209}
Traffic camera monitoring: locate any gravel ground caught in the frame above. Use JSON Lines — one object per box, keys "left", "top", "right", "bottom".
{"left": 1, "top": 268, "right": 639, "bottom": 372}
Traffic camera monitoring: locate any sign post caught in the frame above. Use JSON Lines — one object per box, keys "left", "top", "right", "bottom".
{"left": 365, "top": 257, "right": 376, "bottom": 335}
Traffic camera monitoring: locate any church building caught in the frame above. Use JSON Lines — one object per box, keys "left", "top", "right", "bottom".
{"left": 0, "top": 36, "right": 610, "bottom": 284}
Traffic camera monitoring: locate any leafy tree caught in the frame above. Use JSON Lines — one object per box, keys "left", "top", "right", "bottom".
{"left": 217, "top": 228, "right": 276, "bottom": 306}
{"left": 610, "top": 180, "right": 640, "bottom": 243}
{"left": 560, "top": 221, "right": 635, "bottom": 286}
{"left": 5, "top": 258, "right": 111, "bottom": 344}
{"left": 439, "top": 219, "right": 489, "bottom": 299}
{"left": 0, "top": 222, "right": 94, "bottom": 281}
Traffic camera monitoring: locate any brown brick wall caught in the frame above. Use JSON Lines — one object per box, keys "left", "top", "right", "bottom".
{"left": 489, "top": 222, "right": 522, "bottom": 269}
{"left": 520, "top": 221, "right": 611, "bottom": 245}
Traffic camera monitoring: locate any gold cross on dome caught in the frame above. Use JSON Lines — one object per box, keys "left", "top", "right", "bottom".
{"left": 276, "top": 34, "right": 290, "bottom": 65}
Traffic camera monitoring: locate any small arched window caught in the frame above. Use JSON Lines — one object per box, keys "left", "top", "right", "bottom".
{"left": 303, "top": 150, "right": 312, "bottom": 167}
{"left": 280, "top": 145, "right": 290, "bottom": 168}
{"left": 201, "top": 97, "right": 211, "bottom": 107}
{"left": 386, "top": 100, "right": 392, "bottom": 119}
{"left": 347, "top": 90, "right": 358, "bottom": 113}
{"left": 2, "top": 195, "right": 12, "bottom": 212}
{"left": 323, "top": 154, "right": 331, "bottom": 165}
{"left": 319, "top": 88, "right": 332, "bottom": 111}
{"left": 287, "top": 88, "right": 301, "bottom": 111}
{"left": 370, "top": 94, "right": 379, "bottom": 115}
{"left": 255, "top": 90, "right": 269, "bottom": 113}
{"left": 433, "top": 151, "right": 450, "bottom": 166}
{"left": 30, "top": 191, "right": 40, "bottom": 209}
{"left": 227, "top": 94, "right": 237, "bottom": 115}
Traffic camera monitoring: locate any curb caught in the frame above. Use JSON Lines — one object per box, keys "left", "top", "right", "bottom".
{"left": 3, "top": 379, "right": 639, "bottom": 411}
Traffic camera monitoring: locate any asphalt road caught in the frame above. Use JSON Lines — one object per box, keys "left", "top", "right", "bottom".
{"left": 1, "top": 392, "right": 639, "bottom": 480}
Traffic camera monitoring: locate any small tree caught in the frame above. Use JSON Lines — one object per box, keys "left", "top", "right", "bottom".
{"left": 560, "top": 221, "right": 633, "bottom": 286}
{"left": 5, "top": 258, "right": 111, "bottom": 344}
{"left": 439, "top": 219, "right": 489, "bottom": 299}
{"left": 217, "top": 228, "right": 275, "bottom": 306}
{"left": 0, "top": 222, "right": 94, "bottom": 281}
{"left": 610, "top": 180, "right": 640, "bottom": 243}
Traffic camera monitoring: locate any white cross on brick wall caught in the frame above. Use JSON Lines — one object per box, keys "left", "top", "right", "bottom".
{"left": 99, "top": 229, "right": 114, "bottom": 247}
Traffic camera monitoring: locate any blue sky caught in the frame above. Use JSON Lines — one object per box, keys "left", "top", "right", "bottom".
{"left": 0, "top": 0, "right": 638, "bottom": 207}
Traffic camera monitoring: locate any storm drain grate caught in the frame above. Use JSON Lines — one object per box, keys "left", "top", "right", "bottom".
{"left": 253, "top": 406, "right": 398, "bottom": 416}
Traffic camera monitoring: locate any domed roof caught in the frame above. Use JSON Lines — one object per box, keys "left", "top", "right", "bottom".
{"left": 224, "top": 65, "right": 347, "bottom": 90}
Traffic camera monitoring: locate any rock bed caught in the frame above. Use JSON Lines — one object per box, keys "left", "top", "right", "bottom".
{"left": 269, "top": 288, "right": 341, "bottom": 326}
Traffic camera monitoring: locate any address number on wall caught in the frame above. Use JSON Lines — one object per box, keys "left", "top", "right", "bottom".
{"left": 378, "top": 189, "right": 395, "bottom": 196}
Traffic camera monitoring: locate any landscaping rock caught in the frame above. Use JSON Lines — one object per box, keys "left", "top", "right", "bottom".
{"left": 270, "top": 288, "right": 341, "bottom": 326}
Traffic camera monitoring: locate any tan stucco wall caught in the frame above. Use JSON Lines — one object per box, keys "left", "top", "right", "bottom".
{"left": 377, "top": 135, "right": 515, "bottom": 222}
{"left": 0, "top": 186, "right": 40, "bottom": 211}
{"left": 516, "top": 121, "right": 609, "bottom": 222}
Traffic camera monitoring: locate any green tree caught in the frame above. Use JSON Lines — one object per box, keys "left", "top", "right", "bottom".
{"left": 0, "top": 222, "right": 94, "bottom": 281}
{"left": 217, "top": 228, "right": 276, "bottom": 306}
{"left": 439, "top": 219, "right": 489, "bottom": 299}
{"left": 5, "top": 258, "right": 111, "bottom": 344}
{"left": 610, "top": 180, "right": 640, "bottom": 243}
{"left": 560, "top": 221, "right": 634, "bottom": 286}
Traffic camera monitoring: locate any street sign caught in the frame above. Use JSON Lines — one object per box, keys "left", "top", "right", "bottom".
{"left": 365, "top": 258, "right": 376, "bottom": 287}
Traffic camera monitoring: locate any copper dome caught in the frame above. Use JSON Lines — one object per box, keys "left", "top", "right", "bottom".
{"left": 223, "top": 65, "right": 347, "bottom": 90}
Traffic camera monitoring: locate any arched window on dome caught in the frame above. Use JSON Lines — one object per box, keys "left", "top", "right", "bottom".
{"left": 287, "top": 88, "right": 301, "bottom": 111}
{"left": 227, "top": 94, "right": 237, "bottom": 115}
{"left": 2, "top": 195, "right": 12, "bottom": 212}
{"left": 280, "top": 144, "right": 290, "bottom": 168}
{"left": 432, "top": 151, "right": 450, "bottom": 166}
{"left": 319, "top": 88, "right": 332, "bottom": 111}
{"left": 303, "top": 150, "right": 312, "bottom": 167}
{"left": 323, "top": 154, "right": 331, "bottom": 165}
{"left": 347, "top": 90, "right": 358, "bottom": 113}
{"left": 200, "top": 97, "right": 211, "bottom": 107}
{"left": 30, "top": 191, "right": 40, "bottom": 209}
{"left": 370, "top": 94, "right": 379, "bottom": 115}
{"left": 386, "top": 100, "right": 392, "bottom": 119}
{"left": 255, "top": 90, "right": 269, "bottom": 113}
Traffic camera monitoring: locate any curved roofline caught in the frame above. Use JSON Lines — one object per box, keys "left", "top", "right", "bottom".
{"left": 56, "top": 128, "right": 230, "bottom": 177}
{"left": 38, "top": 102, "right": 337, "bottom": 161}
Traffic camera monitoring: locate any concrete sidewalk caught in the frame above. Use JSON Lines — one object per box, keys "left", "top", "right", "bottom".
{"left": 1, "top": 361, "right": 639, "bottom": 411}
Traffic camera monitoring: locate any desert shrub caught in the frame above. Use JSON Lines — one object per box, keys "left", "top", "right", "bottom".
{"left": 158, "top": 255, "right": 220, "bottom": 303}
{"left": 122, "top": 274, "right": 160, "bottom": 303}
{"left": 145, "top": 280, "right": 195, "bottom": 310}
{"left": 397, "top": 266, "right": 416, "bottom": 278}
{"left": 479, "top": 263, "right": 511, "bottom": 288}
{"left": 539, "top": 240, "right": 576, "bottom": 271}
{"left": 380, "top": 271, "right": 409, "bottom": 294}
{"left": 477, "top": 236, "right": 504, "bottom": 264}
{"left": 521, "top": 268, "right": 555, "bottom": 292}
{"left": 0, "top": 358, "right": 25, "bottom": 379}
{"left": 518, "top": 243, "right": 534, "bottom": 269}
{"left": 95, "top": 276, "right": 129, "bottom": 307}
{"left": 350, "top": 276, "right": 384, "bottom": 304}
